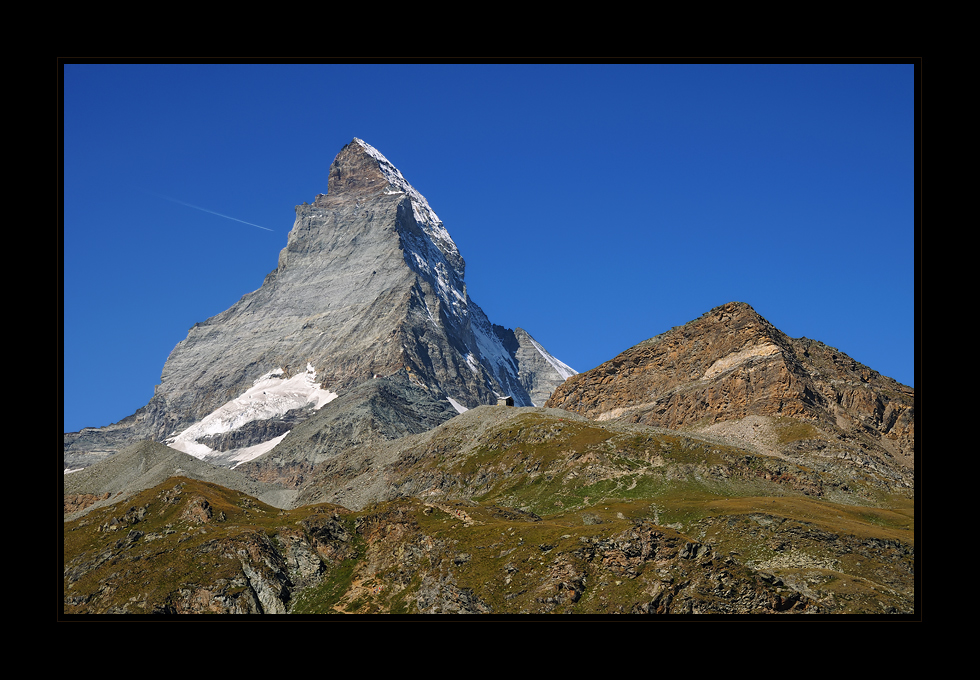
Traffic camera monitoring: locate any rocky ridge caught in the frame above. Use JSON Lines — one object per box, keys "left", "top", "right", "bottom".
{"left": 545, "top": 302, "right": 914, "bottom": 489}
{"left": 64, "top": 440, "right": 297, "bottom": 521}
{"left": 494, "top": 326, "right": 577, "bottom": 407}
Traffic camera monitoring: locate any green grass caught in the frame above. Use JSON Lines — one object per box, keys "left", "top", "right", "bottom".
{"left": 65, "top": 408, "right": 915, "bottom": 615}
{"left": 289, "top": 540, "right": 365, "bottom": 614}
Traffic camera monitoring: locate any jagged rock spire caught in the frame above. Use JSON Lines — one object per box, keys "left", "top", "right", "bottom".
{"left": 65, "top": 138, "right": 578, "bottom": 471}
{"left": 326, "top": 139, "right": 391, "bottom": 197}
{"left": 320, "top": 139, "right": 464, "bottom": 278}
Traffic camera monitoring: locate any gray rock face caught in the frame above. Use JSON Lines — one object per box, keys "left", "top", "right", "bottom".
{"left": 65, "top": 138, "right": 575, "bottom": 468}
{"left": 494, "top": 326, "right": 578, "bottom": 407}
{"left": 64, "top": 413, "right": 143, "bottom": 470}
{"left": 238, "top": 369, "right": 459, "bottom": 488}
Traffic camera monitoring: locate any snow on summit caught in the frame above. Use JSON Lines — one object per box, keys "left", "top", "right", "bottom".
{"left": 354, "top": 138, "right": 471, "bottom": 330}
{"left": 353, "top": 138, "right": 457, "bottom": 255}
{"left": 350, "top": 138, "right": 574, "bottom": 408}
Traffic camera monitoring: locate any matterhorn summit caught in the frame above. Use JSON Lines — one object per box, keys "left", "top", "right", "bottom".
{"left": 65, "top": 138, "right": 576, "bottom": 470}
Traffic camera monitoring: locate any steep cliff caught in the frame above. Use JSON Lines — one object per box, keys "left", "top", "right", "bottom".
{"left": 65, "top": 139, "right": 575, "bottom": 470}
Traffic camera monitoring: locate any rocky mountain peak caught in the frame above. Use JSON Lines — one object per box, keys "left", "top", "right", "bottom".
{"left": 317, "top": 138, "right": 464, "bottom": 283}
{"left": 691, "top": 301, "right": 782, "bottom": 341}
{"left": 65, "top": 139, "right": 577, "bottom": 472}
{"left": 624, "top": 301, "right": 792, "bottom": 378}
{"left": 547, "top": 300, "right": 913, "bottom": 479}
{"left": 325, "top": 138, "right": 394, "bottom": 198}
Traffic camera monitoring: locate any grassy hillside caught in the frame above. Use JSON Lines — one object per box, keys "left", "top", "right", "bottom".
{"left": 64, "top": 410, "right": 914, "bottom": 614}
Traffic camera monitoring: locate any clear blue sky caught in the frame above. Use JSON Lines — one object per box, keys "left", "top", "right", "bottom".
{"left": 63, "top": 62, "right": 917, "bottom": 433}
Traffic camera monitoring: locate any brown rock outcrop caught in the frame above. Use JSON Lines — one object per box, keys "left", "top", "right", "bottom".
{"left": 63, "top": 492, "right": 111, "bottom": 516}
{"left": 545, "top": 302, "right": 914, "bottom": 471}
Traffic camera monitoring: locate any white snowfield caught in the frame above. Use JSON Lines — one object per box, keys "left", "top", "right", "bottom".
{"left": 166, "top": 363, "right": 337, "bottom": 462}
{"left": 447, "top": 397, "right": 469, "bottom": 414}
{"left": 354, "top": 138, "right": 456, "bottom": 252}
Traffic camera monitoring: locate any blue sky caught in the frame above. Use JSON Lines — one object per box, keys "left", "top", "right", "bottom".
{"left": 63, "top": 62, "right": 917, "bottom": 433}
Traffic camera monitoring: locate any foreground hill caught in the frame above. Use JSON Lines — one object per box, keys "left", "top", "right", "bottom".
{"left": 63, "top": 440, "right": 298, "bottom": 520}
{"left": 64, "top": 406, "right": 914, "bottom": 614}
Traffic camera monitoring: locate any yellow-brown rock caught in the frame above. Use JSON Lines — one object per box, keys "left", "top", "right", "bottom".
{"left": 546, "top": 302, "right": 914, "bottom": 471}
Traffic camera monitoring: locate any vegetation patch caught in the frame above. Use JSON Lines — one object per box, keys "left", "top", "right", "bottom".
{"left": 65, "top": 409, "right": 915, "bottom": 615}
{"left": 774, "top": 418, "right": 820, "bottom": 445}
{"left": 289, "top": 530, "right": 365, "bottom": 614}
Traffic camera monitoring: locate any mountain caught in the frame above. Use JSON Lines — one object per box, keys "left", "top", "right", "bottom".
{"left": 546, "top": 301, "right": 914, "bottom": 492}
{"left": 63, "top": 145, "right": 915, "bottom": 616}
{"left": 64, "top": 139, "right": 576, "bottom": 471}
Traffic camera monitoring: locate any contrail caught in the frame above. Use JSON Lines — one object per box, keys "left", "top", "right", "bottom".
{"left": 153, "top": 193, "right": 275, "bottom": 232}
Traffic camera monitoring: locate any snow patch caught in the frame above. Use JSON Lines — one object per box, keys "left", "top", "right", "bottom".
{"left": 230, "top": 432, "right": 291, "bottom": 467}
{"left": 166, "top": 363, "right": 337, "bottom": 460}
{"left": 447, "top": 397, "right": 469, "bottom": 414}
